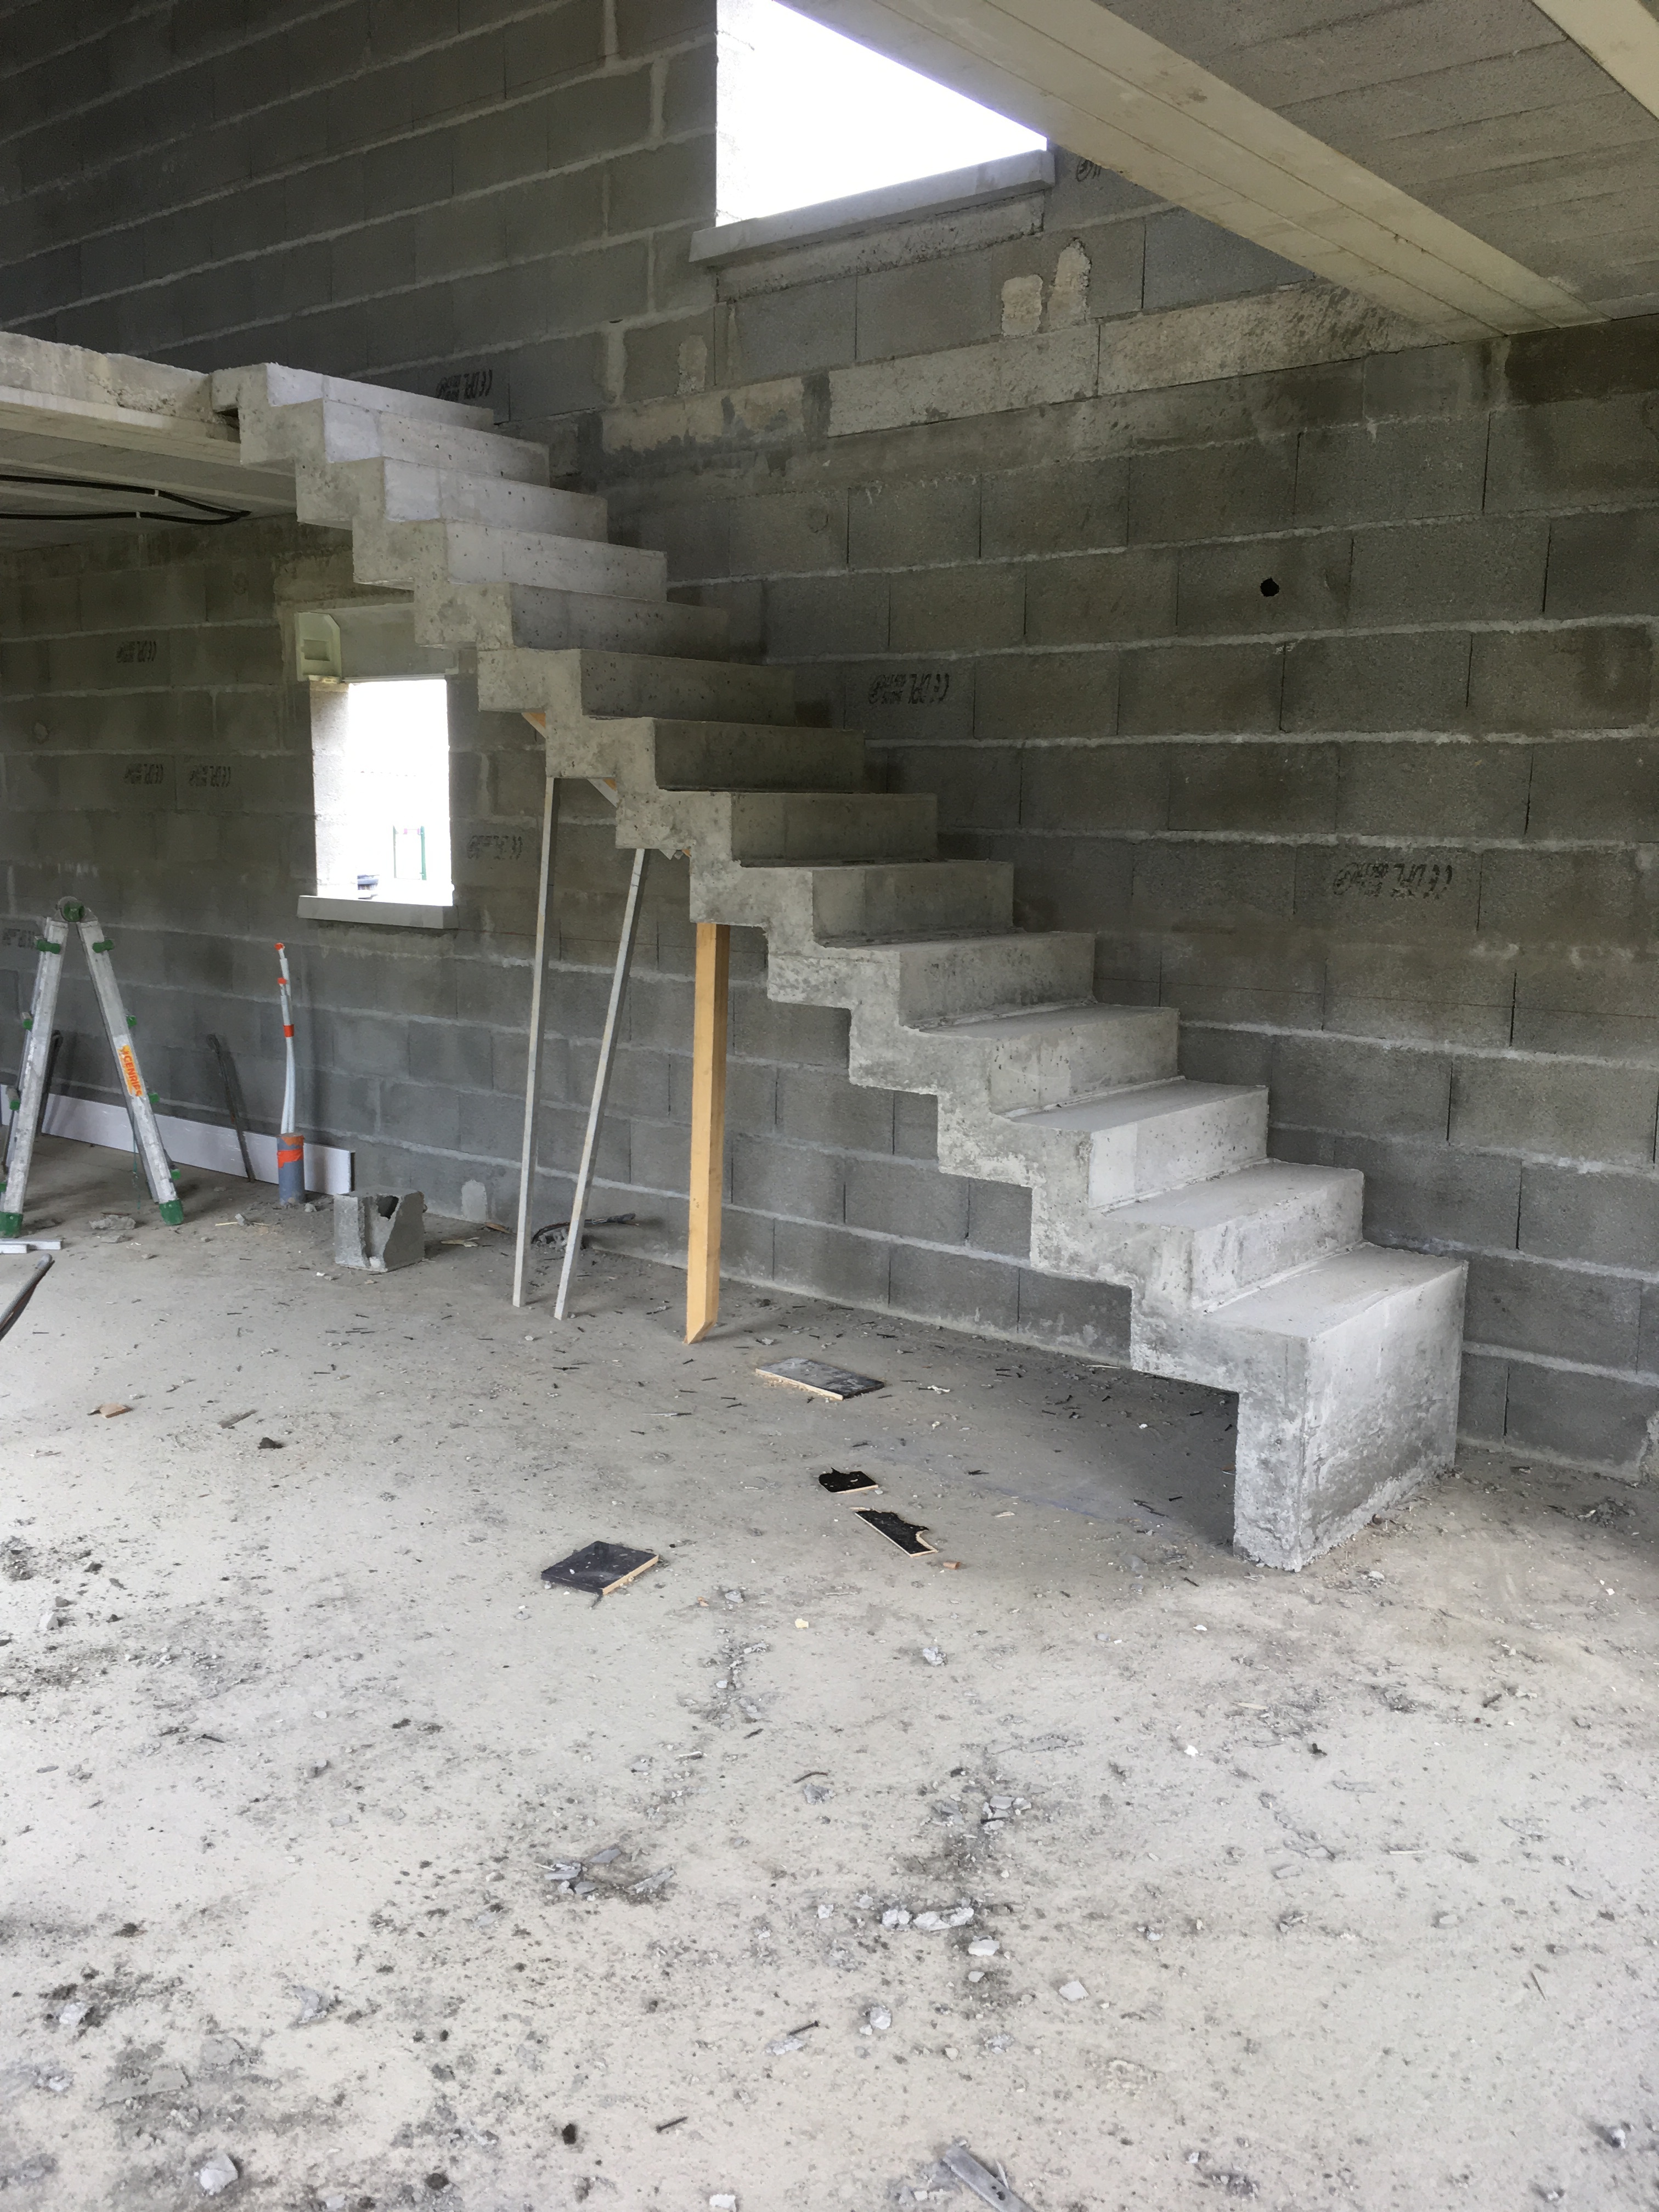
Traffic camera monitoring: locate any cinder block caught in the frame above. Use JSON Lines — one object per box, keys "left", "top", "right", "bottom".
{"left": 1118, "top": 642, "right": 1283, "bottom": 735}
{"left": 544, "top": 64, "right": 655, "bottom": 165}
{"left": 1024, "top": 548, "right": 1176, "bottom": 645}
{"left": 1544, "top": 507, "right": 1659, "bottom": 618}
{"left": 1335, "top": 737, "right": 1531, "bottom": 838}
{"left": 1020, "top": 741, "right": 1168, "bottom": 832}
{"left": 883, "top": 743, "right": 1019, "bottom": 834}
{"left": 1014, "top": 1266, "right": 1131, "bottom": 1358}
{"left": 1141, "top": 207, "right": 1308, "bottom": 314}
{"left": 1170, "top": 741, "right": 1338, "bottom": 833}
{"left": 1271, "top": 1034, "right": 1452, "bottom": 1141}
{"left": 722, "top": 280, "right": 855, "bottom": 382}
{"left": 774, "top": 1218, "right": 891, "bottom": 1310}
{"left": 729, "top": 490, "right": 848, "bottom": 577}
{"left": 607, "top": 136, "right": 714, "bottom": 233}
{"left": 776, "top": 1068, "right": 892, "bottom": 1153}
{"left": 969, "top": 1178, "right": 1031, "bottom": 1257}
{"left": 1320, "top": 936, "right": 1511, "bottom": 1048}
{"left": 1525, "top": 738, "right": 1659, "bottom": 839}
{"left": 505, "top": 0, "right": 607, "bottom": 90}
{"left": 1467, "top": 1251, "right": 1640, "bottom": 1368}
{"left": 1502, "top": 1360, "right": 1657, "bottom": 1471}
{"left": 1126, "top": 439, "right": 1296, "bottom": 545}
{"left": 1296, "top": 417, "right": 1488, "bottom": 524}
{"left": 730, "top": 992, "right": 849, "bottom": 1068}
{"left": 848, "top": 477, "right": 979, "bottom": 570}
{"left": 1469, "top": 624, "right": 1650, "bottom": 731}
{"left": 1511, "top": 947, "right": 1659, "bottom": 1063}
{"left": 1010, "top": 832, "right": 1134, "bottom": 933}
{"left": 847, "top": 1156, "right": 969, "bottom": 1244}
{"left": 1280, "top": 633, "right": 1470, "bottom": 733}
{"left": 1333, "top": 1132, "right": 1520, "bottom": 1249}
{"left": 1177, "top": 532, "right": 1351, "bottom": 635}
{"left": 893, "top": 1090, "right": 938, "bottom": 1160}
{"left": 977, "top": 650, "right": 1117, "bottom": 741}
{"left": 1457, "top": 1349, "right": 1508, "bottom": 1441}
{"left": 1486, "top": 395, "right": 1659, "bottom": 514}
{"left": 889, "top": 1243, "right": 1018, "bottom": 1334}
{"left": 854, "top": 249, "right": 1016, "bottom": 364}
{"left": 1163, "top": 929, "right": 1324, "bottom": 1028}
{"left": 981, "top": 458, "right": 1127, "bottom": 560}
{"left": 765, "top": 574, "right": 887, "bottom": 658}
{"left": 1449, "top": 1054, "right": 1658, "bottom": 1165}
{"left": 1477, "top": 848, "right": 1658, "bottom": 945}
{"left": 730, "top": 1133, "right": 843, "bottom": 1223}
{"left": 614, "top": 0, "right": 708, "bottom": 57}
{"left": 1520, "top": 1161, "right": 1659, "bottom": 1268}
{"left": 889, "top": 565, "right": 1023, "bottom": 653}
{"left": 1293, "top": 843, "right": 1479, "bottom": 939}
{"left": 1133, "top": 839, "right": 1295, "bottom": 930}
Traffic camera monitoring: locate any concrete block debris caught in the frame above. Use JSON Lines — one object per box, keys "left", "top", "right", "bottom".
{"left": 540, "top": 1542, "right": 658, "bottom": 1596}
{"left": 855, "top": 1508, "right": 937, "bottom": 1556}
{"left": 334, "top": 1191, "right": 425, "bottom": 1272}
{"left": 91, "top": 1402, "right": 130, "bottom": 1418}
{"left": 195, "top": 2150, "right": 239, "bottom": 2196}
{"left": 757, "top": 1357, "right": 884, "bottom": 1401}
{"left": 941, "top": 2143, "right": 1039, "bottom": 2211}
{"left": 817, "top": 1468, "right": 879, "bottom": 1494}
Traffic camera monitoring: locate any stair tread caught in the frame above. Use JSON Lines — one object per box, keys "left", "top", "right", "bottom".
{"left": 940, "top": 1001, "right": 1161, "bottom": 1037}
{"left": 1011, "top": 1078, "right": 1261, "bottom": 1131}
{"left": 1207, "top": 1243, "right": 1465, "bottom": 1338}
{"left": 1107, "top": 1160, "right": 1361, "bottom": 1229}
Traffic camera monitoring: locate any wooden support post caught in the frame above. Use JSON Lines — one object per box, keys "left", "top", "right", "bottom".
{"left": 511, "top": 772, "right": 558, "bottom": 1310}
{"left": 684, "top": 921, "right": 730, "bottom": 1345}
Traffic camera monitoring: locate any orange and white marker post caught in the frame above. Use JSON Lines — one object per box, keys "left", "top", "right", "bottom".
{"left": 275, "top": 943, "right": 304, "bottom": 1206}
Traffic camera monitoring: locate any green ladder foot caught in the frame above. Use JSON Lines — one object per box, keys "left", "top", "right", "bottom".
{"left": 157, "top": 1200, "right": 184, "bottom": 1227}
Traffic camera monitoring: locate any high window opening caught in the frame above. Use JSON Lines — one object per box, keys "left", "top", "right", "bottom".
{"left": 310, "top": 678, "right": 453, "bottom": 908}
{"left": 716, "top": 0, "right": 1045, "bottom": 227}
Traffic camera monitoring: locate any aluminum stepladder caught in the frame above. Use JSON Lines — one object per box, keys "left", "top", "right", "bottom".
{"left": 1, "top": 899, "right": 183, "bottom": 1237}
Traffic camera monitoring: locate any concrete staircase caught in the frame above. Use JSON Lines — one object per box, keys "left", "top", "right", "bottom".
{"left": 215, "top": 360, "right": 1467, "bottom": 1570}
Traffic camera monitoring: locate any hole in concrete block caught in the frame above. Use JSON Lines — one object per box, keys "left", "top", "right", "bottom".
{"left": 1259, "top": 578, "right": 1280, "bottom": 597}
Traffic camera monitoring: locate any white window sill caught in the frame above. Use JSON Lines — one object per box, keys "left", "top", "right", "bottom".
{"left": 299, "top": 894, "right": 456, "bottom": 930}
{"left": 690, "top": 149, "right": 1054, "bottom": 268}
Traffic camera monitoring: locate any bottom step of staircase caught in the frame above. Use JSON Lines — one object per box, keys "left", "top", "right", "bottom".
{"left": 1137, "top": 1244, "right": 1466, "bottom": 1570}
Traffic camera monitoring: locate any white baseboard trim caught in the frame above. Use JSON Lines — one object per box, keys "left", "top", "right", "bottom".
{"left": 2, "top": 1092, "right": 353, "bottom": 1195}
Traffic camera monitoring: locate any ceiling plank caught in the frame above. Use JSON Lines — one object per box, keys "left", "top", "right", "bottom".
{"left": 788, "top": 0, "right": 1598, "bottom": 334}
{"left": 1530, "top": 0, "right": 1659, "bottom": 117}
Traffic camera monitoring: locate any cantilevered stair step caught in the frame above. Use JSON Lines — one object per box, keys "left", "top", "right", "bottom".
{"left": 297, "top": 457, "right": 610, "bottom": 538}
{"left": 727, "top": 791, "right": 935, "bottom": 865}
{"left": 876, "top": 930, "right": 1096, "bottom": 1023}
{"left": 652, "top": 720, "right": 867, "bottom": 792}
{"left": 1013, "top": 1078, "right": 1267, "bottom": 1206}
{"left": 355, "top": 517, "right": 667, "bottom": 601}
{"left": 935, "top": 1001, "right": 1180, "bottom": 1110}
{"left": 214, "top": 362, "right": 495, "bottom": 430}
{"left": 419, "top": 582, "right": 727, "bottom": 659}
{"left": 478, "top": 647, "right": 799, "bottom": 725}
{"left": 799, "top": 860, "right": 1014, "bottom": 945}
{"left": 1098, "top": 1161, "right": 1364, "bottom": 1308}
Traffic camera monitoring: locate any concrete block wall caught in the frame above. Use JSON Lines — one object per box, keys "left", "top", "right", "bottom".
{"left": 0, "top": 0, "right": 719, "bottom": 433}
{"left": 595, "top": 301, "right": 1659, "bottom": 1480}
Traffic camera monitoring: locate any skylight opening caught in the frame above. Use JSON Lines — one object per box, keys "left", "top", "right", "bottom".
{"left": 716, "top": 0, "right": 1046, "bottom": 227}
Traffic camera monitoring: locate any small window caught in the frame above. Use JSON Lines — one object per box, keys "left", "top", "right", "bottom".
{"left": 309, "top": 677, "right": 453, "bottom": 908}
{"left": 717, "top": 0, "right": 1044, "bottom": 226}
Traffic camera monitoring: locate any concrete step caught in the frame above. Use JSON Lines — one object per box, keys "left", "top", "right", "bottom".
{"left": 1014, "top": 1078, "right": 1267, "bottom": 1206}
{"left": 215, "top": 362, "right": 496, "bottom": 430}
{"left": 355, "top": 517, "right": 665, "bottom": 601}
{"left": 879, "top": 931, "right": 1096, "bottom": 1023}
{"left": 478, "top": 648, "right": 799, "bottom": 725}
{"left": 298, "top": 456, "right": 609, "bottom": 538}
{"left": 728, "top": 791, "right": 936, "bottom": 865}
{"left": 808, "top": 860, "right": 1015, "bottom": 942}
{"left": 938, "top": 1002, "right": 1180, "bottom": 1110}
{"left": 417, "top": 582, "right": 727, "bottom": 659}
{"left": 653, "top": 720, "right": 866, "bottom": 791}
{"left": 255, "top": 396, "right": 549, "bottom": 481}
{"left": 1103, "top": 1161, "right": 1364, "bottom": 1307}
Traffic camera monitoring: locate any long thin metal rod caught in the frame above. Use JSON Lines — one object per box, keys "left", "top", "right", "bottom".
{"left": 0, "top": 1252, "right": 53, "bottom": 1346}
{"left": 512, "top": 775, "right": 559, "bottom": 1310}
{"left": 555, "top": 848, "right": 649, "bottom": 1319}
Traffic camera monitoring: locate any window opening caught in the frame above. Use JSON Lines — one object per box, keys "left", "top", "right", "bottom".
{"left": 717, "top": 0, "right": 1045, "bottom": 227}
{"left": 309, "top": 677, "right": 453, "bottom": 907}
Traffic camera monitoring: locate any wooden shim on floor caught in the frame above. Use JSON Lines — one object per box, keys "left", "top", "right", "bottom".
{"left": 541, "top": 1542, "right": 659, "bottom": 1595}
{"left": 685, "top": 920, "right": 729, "bottom": 1345}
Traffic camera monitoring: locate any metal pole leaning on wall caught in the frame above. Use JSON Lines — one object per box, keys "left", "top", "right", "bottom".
{"left": 512, "top": 773, "right": 559, "bottom": 1310}
{"left": 684, "top": 921, "right": 730, "bottom": 1346}
{"left": 554, "top": 846, "right": 650, "bottom": 1321}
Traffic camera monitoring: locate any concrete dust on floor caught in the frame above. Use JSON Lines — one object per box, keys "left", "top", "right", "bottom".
{"left": 1, "top": 1137, "right": 1656, "bottom": 2210}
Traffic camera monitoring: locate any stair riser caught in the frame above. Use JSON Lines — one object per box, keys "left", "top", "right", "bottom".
{"left": 355, "top": 520, "right": 665, "bottom": 602}
{"left": 983, "top": 1011, "right": 1178, "bottom": 1111}
{"left": 300, "top": 458, "right": 609, "bottom": 537}
{"left": 216, "top": 363, "right": 495, "bottom": 431}
{"left": 726, "top": 793, "right": 936, "bottom": 866}
{"left": 812, "top": 863, "right": 1013, "bottom": 941}
{"left": 419, "top": 584, "right": 727, "bottom": 660}
{"left": 1104, "top": 1178, "right": 1364, "bottom": 1308}
{"left": 654, "top": 725, "right": 866, "bottom": 792}
{"left": 478, "top": 650, "right": 797, "bottom": 725}
{"left": 1088, "top": 1088, "right": 1266, "bottom": 1208}
{"left": 895, "top": 934, "right": 1094, "bottom": 1024}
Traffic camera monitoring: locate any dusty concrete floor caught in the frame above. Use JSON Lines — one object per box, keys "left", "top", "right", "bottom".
{"left": 1, "top": 1136, "right": 1656, "bottom": 2212}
